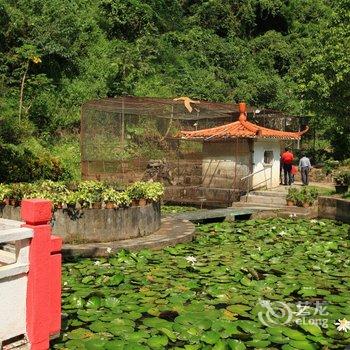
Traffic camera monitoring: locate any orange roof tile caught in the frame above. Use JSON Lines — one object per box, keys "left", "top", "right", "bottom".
{"left": 180, "top": 103, "right": 308, "bottom": 141}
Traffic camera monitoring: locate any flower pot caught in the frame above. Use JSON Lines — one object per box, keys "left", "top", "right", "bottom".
{"left": 105, "top": 202, "right": 115, "bottom": 209}
{"left": 56, "top": 203, "right": 63, "bottom": 209}
{"left": 3, "top": 198, "right": 10, "bottom": 206}
{"left": 286, "top": 200, "right": 294, "bottom": 206}
{"left": 132, "top": 199, "right": 139, "bottom": 207}
{"left": 92, "top": 202, "right": 101, "bottom": 209}
{"left": 335, "top": 184, "right": 348, "bottom": 194}
{"left": 139, "top": 198, "right": 147, "bottom": 207}
{"left": 302, "top": 202, "right": 310, "bottom": 208}
{"left": 10, "top": 199, "right": 17, "bottom": 206}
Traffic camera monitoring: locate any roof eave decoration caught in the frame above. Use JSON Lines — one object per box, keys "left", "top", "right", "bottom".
{"left": 179, "top": 102, "right": 308, "bottom": 141}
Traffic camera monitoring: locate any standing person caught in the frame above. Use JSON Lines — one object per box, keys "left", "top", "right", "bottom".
{"left": 291, "top": 164, "right": 298, "bottom": 183}
{"left": 299, "top": 153, "right": 312, "bottom": 185}
{"left": 279, "top": 154, "right": 284, "bottom": 185}
{"left": 281, "top": 147, "right": 294, "bottom": 185}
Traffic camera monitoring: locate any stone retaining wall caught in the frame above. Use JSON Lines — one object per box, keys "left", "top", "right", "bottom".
{"left": 0, "top": 202, "right": 161, "bottom": 243}
{"left": 318, "top": 196, "right": 350, "bottom": 223}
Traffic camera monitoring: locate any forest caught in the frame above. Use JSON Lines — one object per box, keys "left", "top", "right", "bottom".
{"left": 0, "top": 0, "right": 349, "bottom": 182}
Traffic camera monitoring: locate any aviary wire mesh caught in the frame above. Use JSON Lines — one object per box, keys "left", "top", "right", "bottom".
{"left": 81, "top": 96, "right": 303, "bottom": 206}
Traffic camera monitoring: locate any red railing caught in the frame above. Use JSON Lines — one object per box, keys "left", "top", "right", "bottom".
{"left": 21, "top": 199, "right": 62, "bottom": 350}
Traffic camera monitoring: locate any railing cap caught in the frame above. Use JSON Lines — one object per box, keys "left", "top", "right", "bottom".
{"left": 20, "top": 199, "right": 52, "bottom": 225}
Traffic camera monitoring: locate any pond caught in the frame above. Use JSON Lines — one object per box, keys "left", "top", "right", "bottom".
{"left": 54, "top": 218, "right": 350, "bottom": 349}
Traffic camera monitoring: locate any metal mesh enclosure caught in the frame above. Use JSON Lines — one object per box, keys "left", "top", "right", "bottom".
{"left": 81, "top": 96, "right": 303, "bottom": 206}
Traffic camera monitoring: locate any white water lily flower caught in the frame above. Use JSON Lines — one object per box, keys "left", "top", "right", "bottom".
{"left": 271, "top": 226, "right": 277, "bottom": 230}
{"left": 278, "top": 231, "right": 287, "bottom": 236}
{"left": 106, "top": 247, "right": 112, "bottom": 253}
{"left": 63, "top": 281, "right": 68, "bottom": 286}
{"left": 185, "top": 256, "right": 197, "bottom": 265}
{"left": 310, "top": 219, "right": 318, "bottom": 223}
{"left": 94, "top": 260, "right": 101, "bottom": 266}
{"left": 335, "top": 318, "right": 350, "bottom": 332}
{"left": 289, "top": 213, "right": 297, "bottom": 218}
{"left": 319, "top": 221, "right": 326, "bottom": 226}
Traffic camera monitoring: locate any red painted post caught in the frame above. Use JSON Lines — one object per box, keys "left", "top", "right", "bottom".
{"left": 21, "top": 199, "right": 62, "bottom": 350}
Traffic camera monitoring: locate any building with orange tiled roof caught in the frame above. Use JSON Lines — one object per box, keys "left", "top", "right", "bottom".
{"left": 179, "top": 102, "right": 308, "bottom": 190}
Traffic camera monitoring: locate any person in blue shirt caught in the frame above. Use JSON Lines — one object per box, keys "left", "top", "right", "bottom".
{"left": 299, "top": 154, "right": 312, "bottom": 185}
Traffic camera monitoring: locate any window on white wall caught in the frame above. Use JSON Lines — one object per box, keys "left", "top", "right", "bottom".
{"left": 264, "top": 150, "right": 274, "bottom": 164}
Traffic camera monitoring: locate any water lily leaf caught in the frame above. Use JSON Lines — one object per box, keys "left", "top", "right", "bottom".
{"left": 212, "top": 340, "right": 227, "bottom": 350}
{"left": 226, "top": 304, "right": 251, "bottom": 315}
{"left": 105, "top": 340, "right": 125, "bottom": 350}
{"left": 104, "top": 296, "right": 120, "bottom": 309}
{"left": 227, "top": 339, "right": 246, "bottom": 350}
{"left": 143, "top": 317, "right": 173, "bottom": 331}
{"left": 159, "top": 327, "right": 177, "bottom": 341}
{"left": 267, "top": 326, "right": 287, "bottom": 335}
{"left": 84, "top": 339, "right": 107, "bottom": 350}
{"left": 65, "top": 339, "right": 87, "bottom": 349}
{"left": 246, "top": 339, "right": 271, "bottom": 348}
{"left": 82, "top": 276, "right": 95, "bottom": 284}
{"left": 86, "top": 296, "right": 101, "bottom": 309}
{"left": 107, "top": 324, "right": 134, "bottom": 336}
{"left": 89, "top": 321, "right": 107, "bottom": 333}
{"left": 289, "top": 340, "right": 318, "bottom": 350}
{"left": 108, "top": 274, "right": 124, "bottom": 286}
{"left": 184, "top": 345, "right": 201, "bottom": 350}
{"left": 236, "top": 320, "right": 261, "bottom": 334}
{"left": 283, "top": 328, "right": 307, "bottom": 340}
{"left": 300, "top": 324, "right": 323, "bottom": 336}
{"left": 127, "top": 330, "right": 151, "bottom": 342}
{"left": 269, "top": 335, "right": 290, "bottom": 344}
{"left": 124, "top": 342, "right": 150, "bottom": 350}
{"left": 67, "top": 328, "right": 93, "bottom": 340}
{"left": 146, "top": 335, "right": 168, "bottom": 348}
{"left": 201, "top": 331, "right": 221, "bottom": 344}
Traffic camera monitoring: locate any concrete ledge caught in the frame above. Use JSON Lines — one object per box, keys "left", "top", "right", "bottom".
{"left": 0, "top": 202, "right": 161, "bottom": 243}
{"left": 318, "top": 196, "right": 350, "bottom": 223}
{"left": 62, "top": 218, "right": 196, "bottom": 258}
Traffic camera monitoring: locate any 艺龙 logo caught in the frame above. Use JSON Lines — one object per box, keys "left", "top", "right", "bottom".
{"left": 258, "top": 300, "right": 293, "bottom": 327}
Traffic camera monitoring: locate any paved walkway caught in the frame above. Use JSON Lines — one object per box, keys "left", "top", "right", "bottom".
{"left": 165, "top": 208, "right": 254, "bottom": 222}
{"left": 62, "top": 217, "right": 195, "bottom": 258}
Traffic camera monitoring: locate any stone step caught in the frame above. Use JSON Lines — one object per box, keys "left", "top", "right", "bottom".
{"left": 249, "top": 190, "right": 287, "bottom": 198}
{"left": 232, "top": 202, "right": 285, "bottom": 209}
{"left": 242, "top": 194, "right": 287, "bottom": 206}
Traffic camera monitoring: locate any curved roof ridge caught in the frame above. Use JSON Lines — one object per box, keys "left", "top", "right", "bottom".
{"left": 179, "top": 102, "right": 308, "bottom": 141}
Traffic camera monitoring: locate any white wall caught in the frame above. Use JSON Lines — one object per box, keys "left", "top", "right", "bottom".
{"left": 252, "top": 139, "right": 281, "bottom": 189}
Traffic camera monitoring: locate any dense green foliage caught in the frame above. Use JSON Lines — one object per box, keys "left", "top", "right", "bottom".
{"left": 56, "top": 218, "right": 350, "bottom": 349}
{"left": 1, "top": 0, "right": 349, "bottom": 181}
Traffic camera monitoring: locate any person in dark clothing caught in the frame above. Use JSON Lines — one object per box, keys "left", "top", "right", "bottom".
{"left": 281, "top": 147, "right": 294, "bottom": 185}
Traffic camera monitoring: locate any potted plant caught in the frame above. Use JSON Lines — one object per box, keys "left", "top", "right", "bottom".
{"left": 102, "top": 188, "right": 119, "bottom": 209}
{"left": 63, "top": 191, "right": 81, "bottom": 209}
{"left": 78, "top": 181, "right": 104, "bottom": 209}
{"left": 115, "top": 192, "right": 131, "bottom": 208}
{"left": 145, "top": 182, "right": 165, "bottom": 203}
{"left": 286, "top": 188, "right": 298, "bottom": 206}
{"left": 127, "top": 182, "right": 148, "bottom": 206}
{"left": 334, "top": 170, "right": 350, "bottom": 193}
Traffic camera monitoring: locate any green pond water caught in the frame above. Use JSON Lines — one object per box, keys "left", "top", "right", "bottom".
{"left": 54, "top": 218, "right": 350, "bottom": 350}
